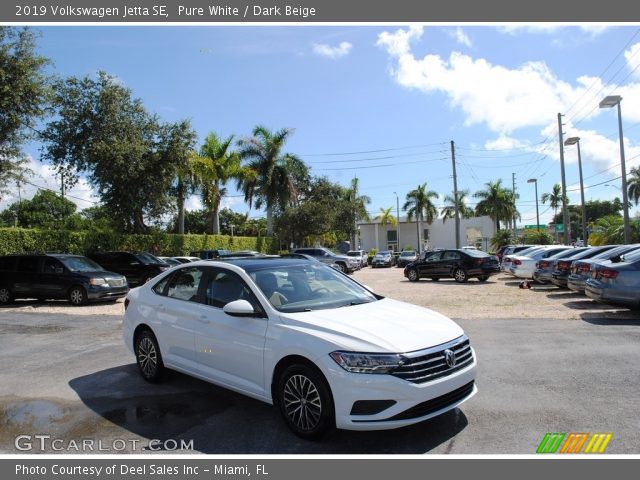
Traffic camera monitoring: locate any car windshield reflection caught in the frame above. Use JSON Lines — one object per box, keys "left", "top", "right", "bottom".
{"left": 247, "top": 263, "right": 377, "bottom": 312}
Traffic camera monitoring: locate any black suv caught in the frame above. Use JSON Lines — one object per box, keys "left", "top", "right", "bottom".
{"left": 0, "top": 254, "right": 128, "bottom": 306}
{"left": 87, "top": 251, "right": 170, "bottom": 286}
{"left": 190, "top": 249, "right": 231, "bottom": 259}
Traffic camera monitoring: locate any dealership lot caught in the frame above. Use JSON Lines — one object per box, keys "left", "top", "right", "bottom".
{"left": 1, "top": 267, "right": 639, "bottom": 454}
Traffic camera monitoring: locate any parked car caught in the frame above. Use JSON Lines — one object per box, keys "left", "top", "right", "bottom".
{"left": 87, "top": 251, "right": 170, "bottom": 286}
{"left": 532, "top": 247, "right": 589, "bottom": 284}
{"left": 291, "top": 247, "right": 359, "bottom": 273}
{"left": 190, "top": 249, "right": 231, "bottom": 260}
{"left": 567, "top": 244, "right": 640, "bottom": 294}
{"left": 508, "top": 246, "right": 572, "bottom": 279}
{"left": 585, "top": 248, "right": 640, "bottom": 308}
{"left": 172, "top": 256, "right": 202, "bottom": 264}
{"left": 550, "top": 246, "right": 617, "bottom": 288}
{"left": 501, "top": 245, "right": 541, "bottom": 272}
{"left": 371, "top": 250, "right": 396, "bottom": 268}
{"left": 346, "top": 250, "right": 367, "bottom": 268}
{"left": 279, "top": 252, "right": 341, "bottom": 271}
{"left": 0, "top": 253, "right": 128, "bottom": 306}
{"left": 123, "top": 258, "right": 477, "bottom": 438}
{"left": 404, "top": 248, "right": 500, "bottom": 283}
{"left": 158, "top": 256, "right": 182, "bottom": 267}
{"left": 396, "top": 250, "right": 419, "bottom": 268}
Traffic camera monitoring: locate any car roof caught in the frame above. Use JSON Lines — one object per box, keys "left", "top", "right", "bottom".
{"left": 212, "top": 257, "right": 316, "bottom": 271}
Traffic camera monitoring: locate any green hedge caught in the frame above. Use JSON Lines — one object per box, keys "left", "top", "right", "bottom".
{"left": 0, "top": 228, "right": 278, "bottom": 256}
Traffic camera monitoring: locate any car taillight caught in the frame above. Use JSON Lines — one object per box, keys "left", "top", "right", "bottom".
{"left": 124, "top": 298, "right": 130, "bottom": 310}
{"left": 577, "top": 264, "right": 590, "bottom": 273}
{"left": 557, "top": 261, "right": 571, "bottom": 271}
{"left": 538, "top": 260, "right": 550, "bottom": 268}
{"left": 599, "top": 269, "right": 619, "bottom": 279}
{"left": 512, "top": 259, "right": 522, "bottom": 266}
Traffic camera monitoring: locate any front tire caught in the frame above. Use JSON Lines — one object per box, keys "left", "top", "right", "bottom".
{"left": 68, "top": 286, "right": 87, "bottom": 306}
{"left": 407, "top": 269, "right": 419, "bottom": 282}
{"left": 277, "top": 364, "right": 335, "bottom": 440}
{"left": 336, "top": 263, "right": 347, "bottom": 274}
{"left": 135, "top": 330, "right": 165, "bottom": 383}
{"left": 453, "top": 268, "right": 468, "bottom": 283}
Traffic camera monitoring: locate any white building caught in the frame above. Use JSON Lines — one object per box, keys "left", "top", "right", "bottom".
{"left": 357, "top": 215, "right": 496, "bottom": 252}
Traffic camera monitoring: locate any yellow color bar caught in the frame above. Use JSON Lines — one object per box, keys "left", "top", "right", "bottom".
{"left": 584, "top": 433, "right": 613, "bottom": 453}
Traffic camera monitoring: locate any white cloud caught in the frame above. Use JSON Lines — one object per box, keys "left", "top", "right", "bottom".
{"left": 450, "top": 27, "right": 472, "bottom": 48}
{"left": 312, "top": 41, "right": 353, "bottom": 59}
{"left": 0, "top": 156, "right": 99, "bottom": 212}
{"left": 624, "top": 42, "right": 640, "bottom": 78}
{"left": 498, "top": 25, "right": 608, "bottom": 36}
{"left": 484, "top": 135, "right": 530, "bottom": 151}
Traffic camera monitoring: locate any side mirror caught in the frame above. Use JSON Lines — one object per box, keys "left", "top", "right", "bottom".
{"left": 223, "top": 299, "right": 258, "bottom": 317}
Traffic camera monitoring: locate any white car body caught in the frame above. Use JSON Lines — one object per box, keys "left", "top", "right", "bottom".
{"left": 123, "top": 259, "right": 476, "bottom": 436}
{"left": 509, "top": 247, "right": 571, "bottom": 279}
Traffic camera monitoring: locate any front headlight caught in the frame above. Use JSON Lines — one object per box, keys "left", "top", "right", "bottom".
{"left": 329, "top": 351, "right": 405, "bottom": 374}
{"left": 89, "top": 278, "right": 108, "bottom": 286}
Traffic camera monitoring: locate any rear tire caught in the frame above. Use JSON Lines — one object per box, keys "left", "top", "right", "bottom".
{"left": 276, "top": 364, "right": 335, "bottom": 440}
{"left": 0, "top": 286, "right": 13, "bottom": 305}
{"left": 135, "top": 330, "right": 165, "bottom": 383}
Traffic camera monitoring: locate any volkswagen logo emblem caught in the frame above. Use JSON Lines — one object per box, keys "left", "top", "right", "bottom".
{"left": 444, "top": 349, "right": 456, "bottom": 368}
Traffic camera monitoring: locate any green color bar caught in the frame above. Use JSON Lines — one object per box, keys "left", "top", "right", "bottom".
{"left": 537, "top": 433, "right": 566, "bottom": 453}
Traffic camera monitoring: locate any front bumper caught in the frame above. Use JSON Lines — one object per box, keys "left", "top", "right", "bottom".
{"left": 317, "top": 348, "right": 477, "bottom": 430}
{"left": 86, "top": 285, "right": 129, "bottom": 302}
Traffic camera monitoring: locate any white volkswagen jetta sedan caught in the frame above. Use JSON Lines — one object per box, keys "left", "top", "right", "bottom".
{"left": 123, "top": 258, "right": 476, "bottom": 439}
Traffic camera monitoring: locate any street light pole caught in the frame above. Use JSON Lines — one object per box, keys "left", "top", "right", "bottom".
{"left": 564, "top": 137, "right": 588, "bottom": 245}
{"left": 527, "top": 179, "right": 540, "bottom": 232}
{"left": 599, "top": 95, "right": 631, "bottom": 244}
{"left": 394, "top": 191, "right": 400, "bottom": 252}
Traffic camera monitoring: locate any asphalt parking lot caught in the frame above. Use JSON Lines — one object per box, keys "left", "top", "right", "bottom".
{"left": 1, "top": 267, "right": 639, "bottom": 454}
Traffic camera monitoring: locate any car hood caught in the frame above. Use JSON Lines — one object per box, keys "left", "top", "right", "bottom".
{"left": 278, "top": 297, "right": 464, "bottom": 353}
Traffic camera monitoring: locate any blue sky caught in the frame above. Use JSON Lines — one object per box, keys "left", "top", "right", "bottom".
{"left": 11, "top": 25, "right": 640, "bottom": 228}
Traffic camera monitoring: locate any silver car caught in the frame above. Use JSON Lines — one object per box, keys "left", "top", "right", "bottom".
{"left": 567, "top": 244, "right": 640, "bottom": 294}
{"left": 585, "top": 248, "right": 640, "bottom": 308}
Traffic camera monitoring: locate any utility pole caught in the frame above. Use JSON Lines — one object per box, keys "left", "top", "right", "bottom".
{"left": 512, "top": 173, "right": 517, "bottom": 240}
{"left": 558, "top": 113, "right": 570, "bottom": 245}
{"left": 451, "top": 141, "right": 460, "bottom": 249}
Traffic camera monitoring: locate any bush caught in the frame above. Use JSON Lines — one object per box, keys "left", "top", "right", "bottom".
{"left": 0, "top": 228, "right": 279, "bottom": 256}
{"left": 523, "top": 230, "right": 554, "bottom": 245}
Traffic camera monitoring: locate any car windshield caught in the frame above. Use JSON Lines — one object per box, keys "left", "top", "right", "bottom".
{"left": 400, "top": 251, "right": 416, "bottom": 257}
{"left": 59, "top": 256, "right": 105, "bottom": 272}
{"left": 376, "top": 251, "right": 391, "bottom": 257}
{"left": 247, "top": 263, "right": 378, "bottom": 313}
{"left": 346, "top": 251, "right": 362, "bottom": 257}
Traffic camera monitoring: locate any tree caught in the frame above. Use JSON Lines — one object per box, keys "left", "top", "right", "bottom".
{"left": 403, "top": 183, "right": 439, "bottom": 252}
{"left": 627, "top": 166, "right": 640, "bottom": 206}
{"left": 541, "top": 183, "right": 568, "bottom": 240}
{"left": 474, "top": 179, "right": 516, "bottom": 232}
{"left": 375, "top": 207, "right": 397, "bottom": 227}
{"left": 165, "top": 121, "right": 198, "bottom": 235}
{"left": 237, "top": 126, "right": 309, "bottom": 236}
{"left": 191, "top": 132, "right": 242, "bottom": 234}
{"left": 490, "top": 229, "right": 513, "bottom": 251}
{"left": 342, "top": 177, "right": 371, "bottom": 248}
{"left": 40, "top": 71, "right": 192, "bottom": 233}
{"left": 0, "top": 189, "right": 78, "bottom": 228}
{"left": 0, "top": 27, "right": 51, "bottom": 201}
{"left": 441, "top": 189, "right": 474, "bottom": 223}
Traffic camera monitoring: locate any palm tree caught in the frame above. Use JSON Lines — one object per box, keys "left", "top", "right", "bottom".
{"left": 237, "top": 126, "right": 308, "bottom": 236}
{"left": 375, "top": 207, "right": 397, "bottom": 227}
{"left": 627, "top": 166, "right": 640, "bottom": 205}
{"left": 541, "top": 183, "right": 568, "bottom": 241}
{"left": 344, "top": 177, "right": 371, "bottom": 247}
{"left": 403, "top": 183, "right": 439, "bottom": 253}
{"left": 441, "top": 189, "right": 474, "bottom": 223}
{"left": 190, "top": 133, "right": 242, "bottom": 234}
{"left": 474, "top": 179, "right": 517, "bottom": 233}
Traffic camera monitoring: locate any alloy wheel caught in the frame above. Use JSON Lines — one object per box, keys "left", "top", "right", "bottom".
{"left": 282, "top": 374, "right": 322, "bottom": 432}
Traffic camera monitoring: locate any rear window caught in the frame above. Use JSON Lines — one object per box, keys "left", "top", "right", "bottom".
{"left": 16, "top": 256, "right": 40, "bottom": 273}
{"left": 0, "top": 256, "right": 16, "bottom": 271}
{"left": 463, "top": 249, "right": 490, "bottom": 258}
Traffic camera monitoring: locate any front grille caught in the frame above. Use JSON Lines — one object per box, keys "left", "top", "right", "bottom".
{"left": 107, "top": 278, "right": 126, "bottom": 287}
{"left": 391, "top": 336, "right": 473, "bottom": 384}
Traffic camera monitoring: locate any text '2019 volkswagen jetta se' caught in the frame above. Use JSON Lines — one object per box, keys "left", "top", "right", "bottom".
{"left": 123, "top": 258, "right": 477, "bottom": 439}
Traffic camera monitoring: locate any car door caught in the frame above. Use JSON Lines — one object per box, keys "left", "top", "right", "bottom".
{"left": 418, "top": 251, "right": 443, "bottom": 276}
{"left": 40, "top": 257, "right": 69, "bottom": 297}
{"left": 441, "top": 250, "right": 463, "bottom": 275}
{"left": 13, "top": 256, "right": 42, "bottom": 296}
{"left": 192, "top": 266, "right": 269, "bottom": 398}
{"left": 149, "top": 266, "right": 207, "bottom": 371}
